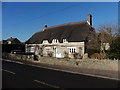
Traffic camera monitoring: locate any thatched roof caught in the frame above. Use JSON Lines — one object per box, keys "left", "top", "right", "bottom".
{"left": 26, "top": 20, "right": 95, "bottom": 44}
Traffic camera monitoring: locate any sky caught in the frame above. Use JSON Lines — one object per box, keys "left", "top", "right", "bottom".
{"left": 2, "top": 2, "right": 118, "bottom": 42}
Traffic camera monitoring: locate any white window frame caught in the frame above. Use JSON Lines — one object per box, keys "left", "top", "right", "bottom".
{"left": 63, "top": 39, "right": 68, "bottom": 43}
{"left": 42, "top": 40, "right": 49, "bottom": 44}
{"left": 52, "top": 39, "right": 59, "bottom": 44}
{"left": 67, "top": 47, "right": 76, "bottom": 54}
{"left": 8, "top": 41, "right": 11, "bottom": 44}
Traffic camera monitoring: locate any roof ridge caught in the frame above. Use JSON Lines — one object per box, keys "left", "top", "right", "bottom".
{"left": 47, "top": 20, "right": 87, "bottom": 29}
{"left": 35, "top": 20, "right": 87, "bottom": 34}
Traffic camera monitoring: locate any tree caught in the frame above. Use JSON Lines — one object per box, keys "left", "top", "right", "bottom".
{"left": 108, "top": 35, "right": 120, "bottom": 59}
{"left": 97, "top": 24, "right": 120, "bottom": 59}
{"left": 86, "top": 30, "right": 101, "bottom": 56}
{"left": 86, "top": 24, "right": 118, "bottom": 59}
{"left": 97, "top": 25, "right": 113, "bottom": 53}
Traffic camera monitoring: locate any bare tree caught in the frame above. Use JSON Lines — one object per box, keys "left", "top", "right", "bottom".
{"left": 86, "top": 24, "right": 118, "bottom": 59}
{"left": 97, "top": 24, "right": 114, "bottom": 53}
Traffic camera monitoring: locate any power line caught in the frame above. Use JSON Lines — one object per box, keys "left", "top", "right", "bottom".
{"left": 3, "top": 3, "right": 81, "bottom": 28}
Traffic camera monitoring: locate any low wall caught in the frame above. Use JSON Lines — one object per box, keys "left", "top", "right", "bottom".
{"left": 2, "top": 53, "right": 34, "bottom": 61}
{"left": 38, "top": 57, "right": 119, "bottom": 72}
{"left": 2, "top": 53, "right": 119, "bottom": 72}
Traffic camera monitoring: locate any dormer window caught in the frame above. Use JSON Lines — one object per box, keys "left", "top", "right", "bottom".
{"left": 42, "top": 40, "right": 49, "bottom": 44}
{"left": 52, "top": 39, "right": 59, "bottom": 44}
{"left": 63, "top": 39, "right": 68, "bottom": 43}
{"left": 56, "top": 40, "right": 59, "bottom": 43}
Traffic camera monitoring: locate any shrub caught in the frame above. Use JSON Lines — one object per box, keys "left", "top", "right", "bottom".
{"left": 34, "top": 55, "right": 39, "bottom": 61}
{"left": 106, "top": 52, "right": 119, "bottom": 60}
{"left": 73, "top": 53, "right": 82, "bottom": 59}
{"left": 75, "top": 61, "right": 79, "bottom": 65}
{"left": 90, "top": 53, "right": 107, "bottom": 59}
{"left": 86, "top": 48, "right": 100, "bottom": 57}
{"left": 64, "top": 51, "right": 69, "bottom": 58}
{"left": 109, "top": 36, "right": 120, "bottom": 60}
{"left": 48, "top": 52, "right": 53, "bottom": 57}
{"left": 73, "top": 53, "right": 78, "bottom": 59}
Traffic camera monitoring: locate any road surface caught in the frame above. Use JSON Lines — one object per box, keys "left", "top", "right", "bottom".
{"left": 2, "top": 60, "right": 119, "bottom": 88}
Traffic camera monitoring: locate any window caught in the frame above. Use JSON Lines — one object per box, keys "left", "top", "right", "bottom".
{"left": 56, "top": 39, "right": 58, "bottom": 43}
{"left": 31, "top": 47, "right": 35, "bottom": 52}
{"left": 69, "top": 49, "right": 71, "bottom": 53}
{"left": 69, "top": 48, "right": 76, "bottom": 54}
{"left": 55, "top": 39, "right": 56, "bottom": 43}
{"left": 72, "top": 48, "right": 73, "bottom": 53}
{"left": 8, "top": 41, "right": 11, "bottom": 44}
{"left": 35, "top": 45, "right": 39, "bottom": 51}
{"left": 63, "top": 39, "right": 68, "bottom": 43}
{"left": 42, "top": 40, "right": 49, "bottom": 44}
{"left": 52, "top": 39, "right": 59, "bottom": 43}
{"left": 73, "top": 48, "right": 75, "bottom": 53}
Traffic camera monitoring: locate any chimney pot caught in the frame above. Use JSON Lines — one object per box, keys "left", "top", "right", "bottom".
{"left": 43, "top": 25, "right": 47, "bottom": 31}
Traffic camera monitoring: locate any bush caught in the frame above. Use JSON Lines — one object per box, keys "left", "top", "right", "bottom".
{"left": 90, "top": 53, "right": 107, "bottom": 59}
{"left": 73, "top": 53, "right": 79, "bottom": 59}
{"left": 34, "top": 55, "right": 39, "bottom": 61}
{"left": 109, "top": 36, "right": 120, "bottom": 60}
{"left": 75, "top": 61, "right": 79, "bottom": 65}
{"left": 48, "top": 52, "right": 53, "bottom": 57}
{"left": 64, "top": 51, "right": 69, "bottom": 58}
{"left": 86, "top": 48, "right": 100, "bottom": 57}
{"left": 106, "top": 52, "right": 120, "bottom": 60}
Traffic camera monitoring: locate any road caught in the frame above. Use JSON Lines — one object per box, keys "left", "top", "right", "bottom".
{"left": 2, "top": 60, "right": 119, "bottom": 88}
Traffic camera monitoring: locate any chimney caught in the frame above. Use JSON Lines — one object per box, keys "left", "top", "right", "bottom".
{"left": 43, "top": 25, "right": 47, "bottom": 31}
{"left": 87, "top": 14, "right": 92, "bottom": 25}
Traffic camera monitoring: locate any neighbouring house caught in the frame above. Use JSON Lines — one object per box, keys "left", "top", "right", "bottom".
{"left": 3, "top": 37, "right": 21, "bottom": 44}
{"left": 25, "top": 14, "right": 96, "bottom": 58}
{"left": 2, "top": 37, "right": 25, "bottom": 53}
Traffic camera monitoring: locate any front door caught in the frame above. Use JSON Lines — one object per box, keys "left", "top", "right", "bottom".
{"left": 55, "top": 47, "right": 62, "bottom": 58}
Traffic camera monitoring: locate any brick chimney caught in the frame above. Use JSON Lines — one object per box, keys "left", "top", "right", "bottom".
{"left": 43, "top": 25, "right": 47, "bottom": 31}
{"left": 87, "top": 14, "right": 92, "bottom": 25}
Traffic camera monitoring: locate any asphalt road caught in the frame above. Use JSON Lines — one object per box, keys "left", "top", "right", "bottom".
{"left": 2, "top": 60, "right": 119, "bottom": 88}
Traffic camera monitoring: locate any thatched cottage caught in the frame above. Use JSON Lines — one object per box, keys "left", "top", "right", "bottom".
{"left": 25, "top": 14, "right": 95, "bottom": 58}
